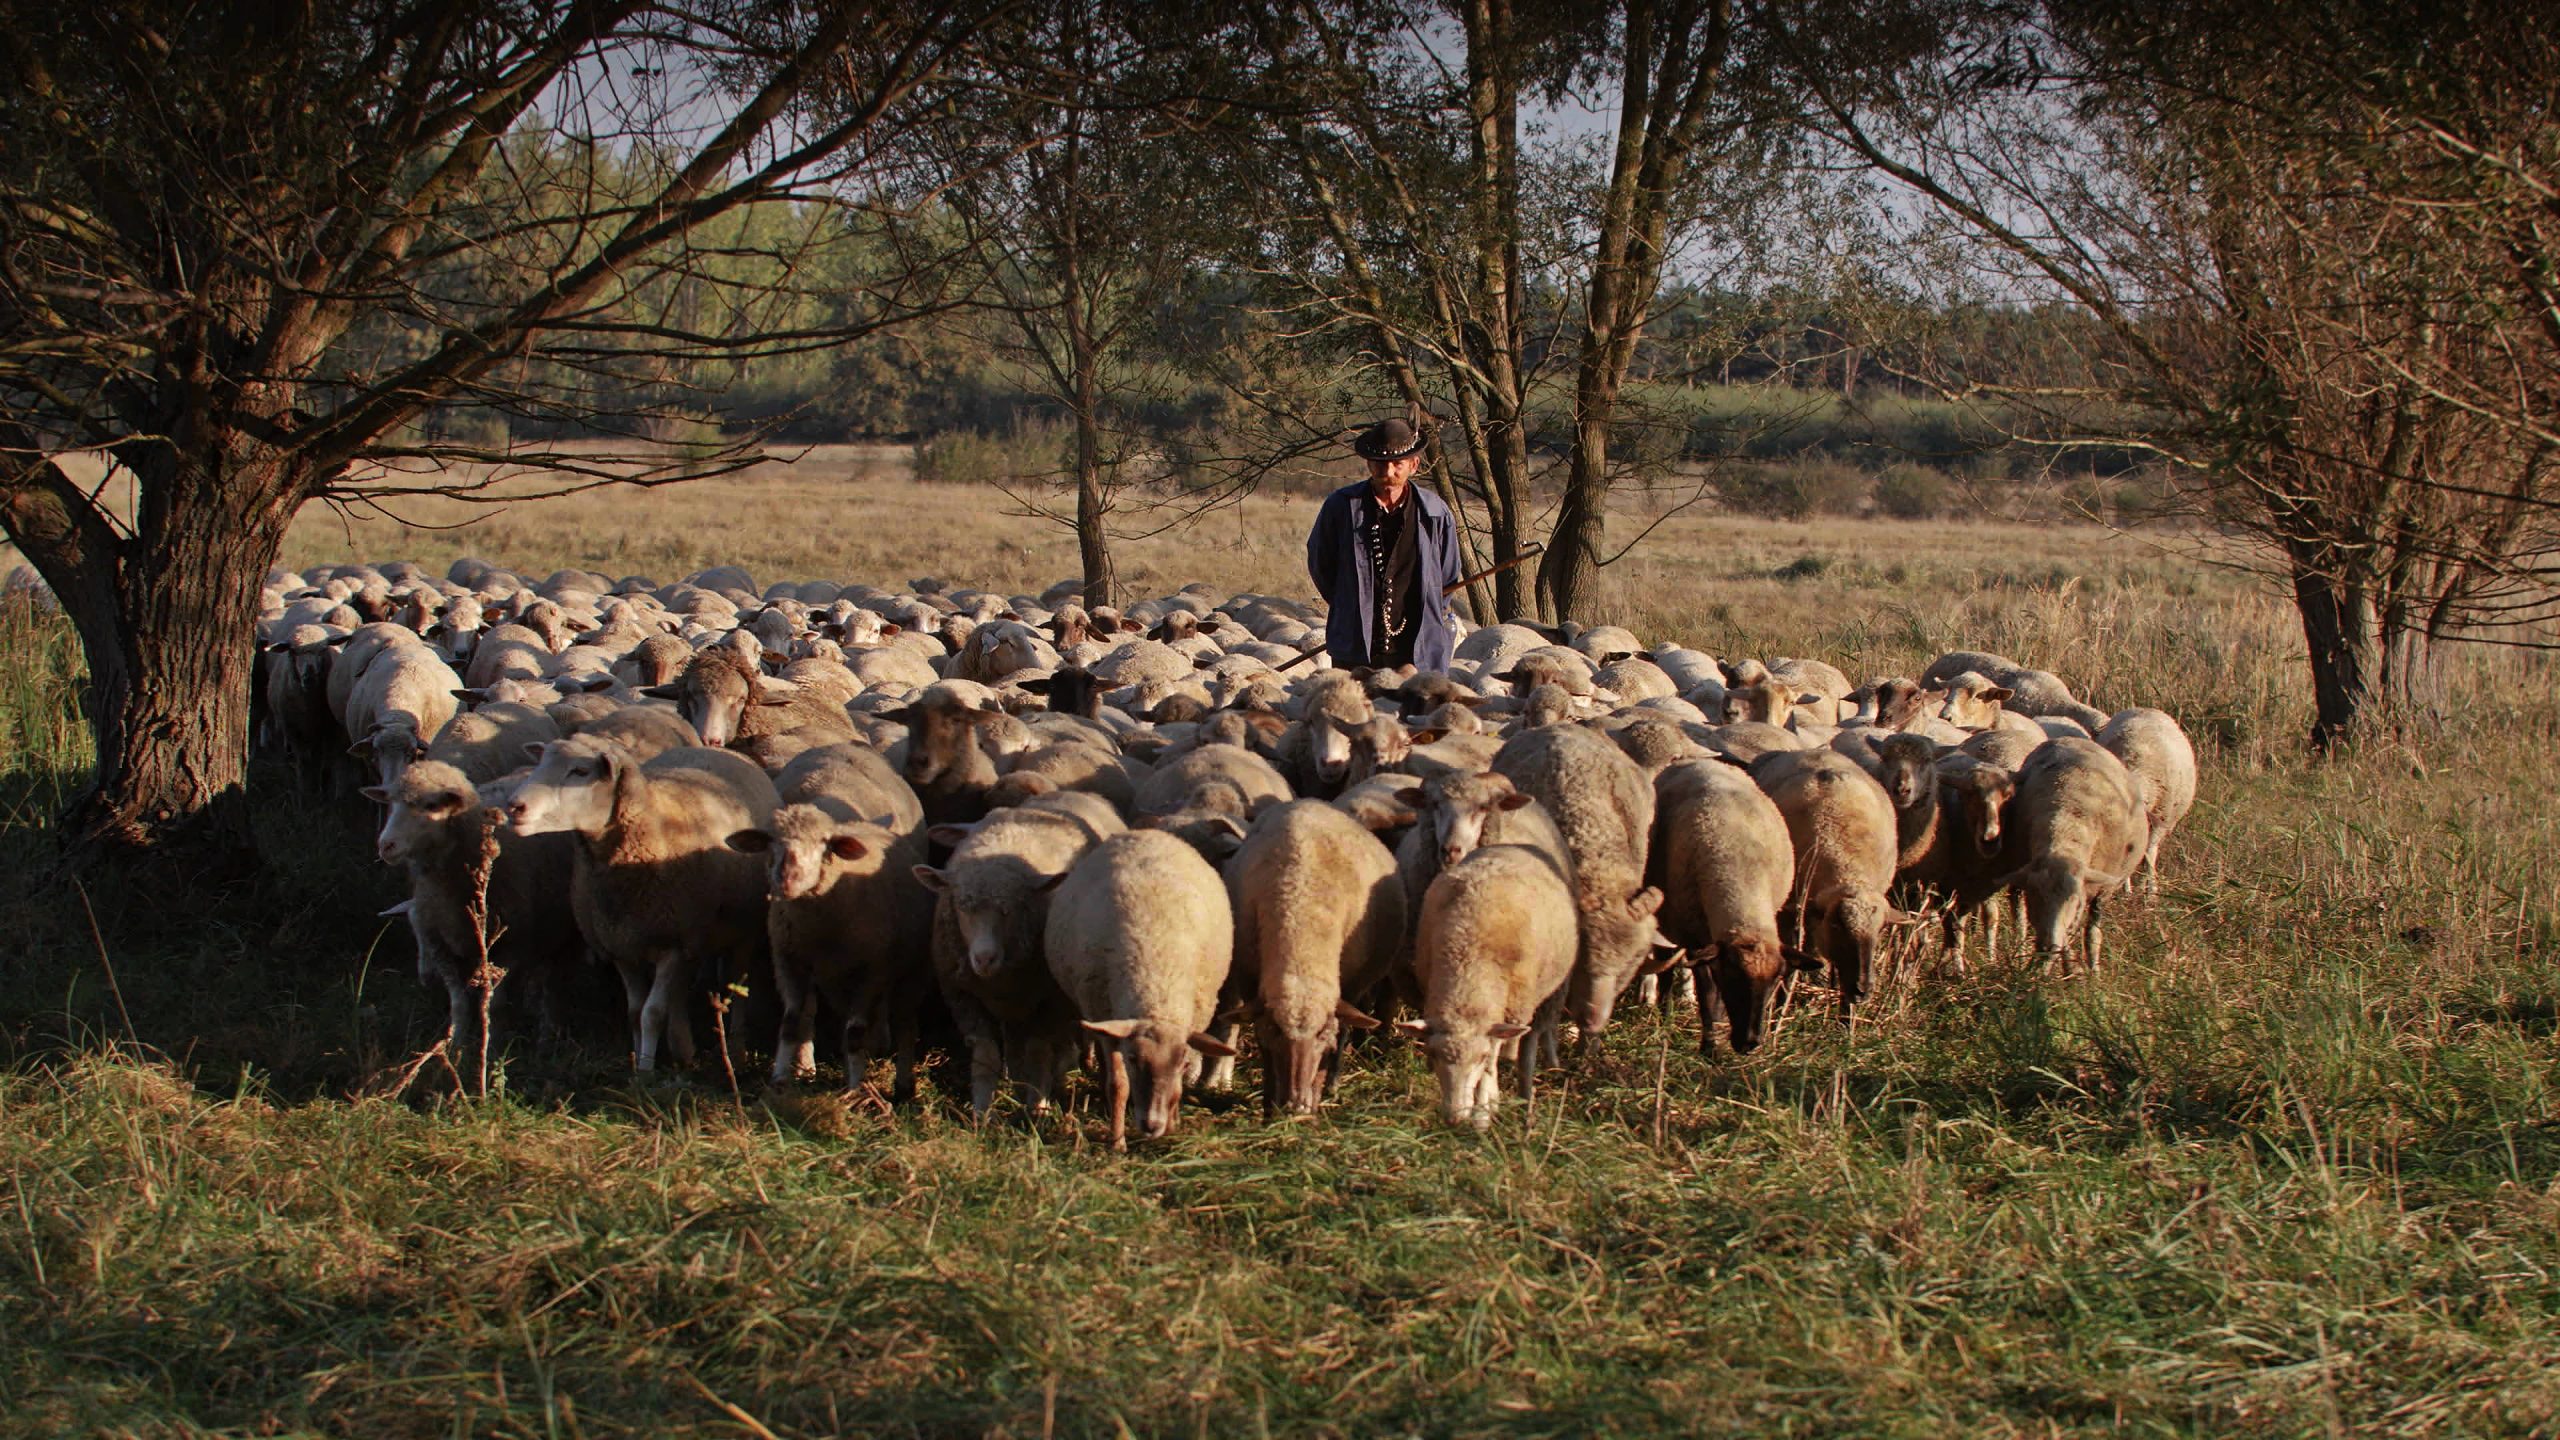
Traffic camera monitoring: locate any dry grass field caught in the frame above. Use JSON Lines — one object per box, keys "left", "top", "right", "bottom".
{"left": 4, "top": 458, "right": 2559, "bottom": 1437}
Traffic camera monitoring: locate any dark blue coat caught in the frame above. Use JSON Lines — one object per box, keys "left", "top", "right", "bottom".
{"left": 1305, "top": 480, "right": 1465, "bottom": 671}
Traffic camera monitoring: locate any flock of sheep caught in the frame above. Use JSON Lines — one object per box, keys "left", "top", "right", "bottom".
{"left": 258, "top": 558, "right": 2197, "bottom": 1138}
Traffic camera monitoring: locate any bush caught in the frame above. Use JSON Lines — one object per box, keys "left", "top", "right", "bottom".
{"left": 1873, "top": 463, "right": 1953, "bottom": 519}
{"left": 1713, "top": 460, "right": 1869, "bottom": 519}
{"left": 912, "top": 421, "right": 1066, "bottom": 488}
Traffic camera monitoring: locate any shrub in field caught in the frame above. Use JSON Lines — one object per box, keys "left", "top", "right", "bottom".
{"left": 1715, "top": 459, "right": 1870, "bottom": 519}
{"left": 1873, "top": 463, "right": 1952, "bottom": 519}
{"left": 913, "top": 422, "right": 1067, "bottom": 488}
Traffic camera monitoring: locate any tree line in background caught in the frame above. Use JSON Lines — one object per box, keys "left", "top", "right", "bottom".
{"left": 2, "top": 0, "right": 2553, "bottom": 861}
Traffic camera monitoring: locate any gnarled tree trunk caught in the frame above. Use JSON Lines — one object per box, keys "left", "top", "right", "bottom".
{"left": 4, "top": 447, "right": 296, "bottom": 867}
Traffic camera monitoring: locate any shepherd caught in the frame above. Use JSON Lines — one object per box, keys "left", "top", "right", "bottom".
{"left": 1305, "top": 417, "right": 1466, "bottom": 671}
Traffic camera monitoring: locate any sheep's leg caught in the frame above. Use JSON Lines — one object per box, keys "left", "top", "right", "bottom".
{"left": 2085, "top": 894, "right": 2106, "bottom": 974}
{"left": 636, "top": 950, "right": 691, "bottom": 1071}
{"left": 1695, "top": 952, "right": 1726, "bottom": 1056}
{"left": 1104, "top": 1046, "right": 1129, "bottom": 1152}
{"left": 885, "top": 993, "right": 920, "bottom": 1106}
{"left": 771, "top": 954, "right": 817, "bottom": 1085}
{"left": 613, "top": 957, "right": 652, "bottom": 1070}
{"left": 1199, "top": 1016, "right": 1240, "bottom": 1092}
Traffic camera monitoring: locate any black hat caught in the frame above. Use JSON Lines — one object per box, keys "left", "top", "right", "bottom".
{"left": 1352, "top": 417, "right": 1427, "bottom": 461}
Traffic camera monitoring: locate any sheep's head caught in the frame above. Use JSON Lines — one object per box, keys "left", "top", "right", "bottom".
{"left": 1336, "top": 712, "right": 1412, "bottom": 784}
{"left": 1933, "top": 671, "right": 2014, "bottom": 730}
{"left": 1139, "top": 803, "right": 1249, "bottom": 862}
{"left": 729, "top": 805, "right": 889, "bottom": 901}
{"left": 350, "top": 720, "right": 430, "bottom": 791}
{"left": 895, "top": 688, "right": 1005, "bottom": 786}
{"left": 504, "top": 735, "right": 630, "bottom": 837}
{"left": 1405, "top": 772, "right": 1532, "bottom": 870}
{"left": 1708, "top": 929, "right": 1787, "bottom": 1055}
{"left": 365, "top": 761, "right": 482, "bottom": 866}
{"left": 1082, "top": 1017, "right": 1234, "bottom": 1140}
{"left": 1258, "top": 999, "right": 1380, "bottom": 1117}
{"left": 1567, "top": 883, "right": 1671, "bottom": 1034}
{"left": 1874, "top": 733, "right": 1939, "bottom": 811}
{"left": 1397, "top": 1015, "right": 1531, "bottom": 1132}
{"left": 1945, "top": 762, "right": 2018, "bottom": 855}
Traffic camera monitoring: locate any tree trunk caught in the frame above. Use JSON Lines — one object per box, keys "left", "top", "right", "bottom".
{"left": 1540, "top": 412, "right": 1611, "bottom": 623}
{"left": 2292, "top": 564, "right": 2373, "bottom": 753}
{"left": 5, "top": 453, "right": 291, "bottom": 869}
{"left": 1072, "top": 363, "right": 1116, "bottom": 612}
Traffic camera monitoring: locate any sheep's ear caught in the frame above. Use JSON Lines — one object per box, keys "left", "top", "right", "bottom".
{"left": 522, "top": 742, "right": 551, "bottom": 763}
{"left": 1628, "top": 885, "right": 1664, "bottom": 916}
{"left": 1335, "top": 1001, "right": 1381, "bottom": 1031}
{"left": 1983, "top": 686, "right": 2014, "bottom": 704}
{"left": 1494, "top": 792, "right": 1533, "bottom": 812}
{"left": 1486, "top": 1022, "right": 1530, "bottom": 1040}
{"left": 573, "top": 675, "right": 617, "bottom": 693}
{"left": 1014, "top": 674, "right": 1054, "bottom": 694}
{"left": 450, "top": 687, "right": 487, "bottom": 703}
{"left": 1186, "top": 1030, "right": 1239, "bottom": 1058}
{"left": 1493, "top": 669, "right": 1522, "bottom": 684}
{"left": 1393, "top": 1018, "right": 1430, "bottom": 1037}
{"left": 754, "top": 677, "right": 803, "bottom": 705}
{"left": 1451, "top": 692, "right": 1490, "bottom": 708}
{"left": 1392, "top": 784, "right": 1431, "bottom": 808}
{"left": 378, "top": 900, "right": 413, "bottom": 918}
{"left": 638, "top": 683, "right": 680, "bottom": 700}
{"left": 1797, "top": 691, "right": 1822, "bottom": 706}
{"left": 1598, "top": 650, "right": 1636, "bottom": 666}
{"left": 880, "top": 622, "right": 902, "bottom": 636}
{"left": 1191, "top": 654, "right": 1218, "bottom": 670}
{"left": 359, "top": 785, "right": 391, "bottom": 804}
{"left": 1406, "top": 726, "right": 1448, "bottom": 745}
{"left": 825, "top": 833, "right": 870, "bottom": 861}
{"left": 925, "top": 823, "right": 975, "bottom": 849}
{"left": 911, "top": 864, "right": 950, "bottom": 892}
{"left": 1082, "top": 1018, "right": 1143, "bottom": 1040}
{"left": 1641, "top": 941, "right": 1688, "bottom": 975}
{"left": 726, "top": 829, "right": 773, "bottom": 855}
{"left": 1035, "top": 871, "right": 1069, "bottom": 893}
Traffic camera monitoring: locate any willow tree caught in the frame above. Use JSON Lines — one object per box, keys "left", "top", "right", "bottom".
{"left": 1782, "top": 0, "right": 2560, "bottom": 747}
{"left": 0, "top": 1, "right": 1001, "bottom": 862}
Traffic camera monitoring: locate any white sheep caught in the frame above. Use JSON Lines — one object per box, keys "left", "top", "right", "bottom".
{"left": 1224, "top": 801, "right": 1401, "bottom": 1115}
{"left": 1404, "top": 843, "right": 1580, "bottom": 1131}
{"left": 1044, "top": 829, "right": 1237, "bottom": 1146}
{"left": 504, "top": 737, "right": 780, "bottom": 1071}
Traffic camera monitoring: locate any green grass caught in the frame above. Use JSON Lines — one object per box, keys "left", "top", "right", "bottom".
{"left": 4, "top": 500, "right": 2560, "bottom": 1436}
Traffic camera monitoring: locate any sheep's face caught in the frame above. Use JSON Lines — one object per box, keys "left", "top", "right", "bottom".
{"left": 1413, "top": 775, "right": 1528, "bottom": 869}
{"left": 1411, "top": 1019, "right": 1525, "bottom": 1131}
{"left": 1259, "top": 1001, "right": 1376, "bottom": 1116}
{"left": 1520, "top": 685, "right": 1573, "bottom": 729}
{"left": 1954, "top": 768, "right": 2016, "bottom": 854}
{"left": 1085, "top": 1018, "right": 1229, "bottom": 1140}
{"left": 371, "top": 780, "right": 478, "bottom": 865}
{"left": 1875, "top": 737, "right": 1937, "bottom": 811}
{"left": 1340, "top": 714, "right": 1411, "bottom": 784}
{"left": 732, "top": 807, "right": 879, "bottom": 901}
{"left": 900, "top": 695, "right": 994, "bottom": 786}
{"left": 915, "top": 855, "right": 1053, "bottom": 978}
{"left": 668, "top": 661, "right": 751, "bottom": 747}
{"left": 351, "top": 723, "right": 430, "bottom": 792}
{"left": 1141, "top": 808, "right": 1247, "bottom": 863}
{"left": 1568, "top": 885, "right": 1669, "bottom": 1034}
{"left": 1934, "top": 673, "right": 2013, "bottom": 730}
{"left": 505, "top": 739, "right": 622, "bottom": 836}
{"left": 1710, "top": 934, "right": 1786, "bottom": 1054}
